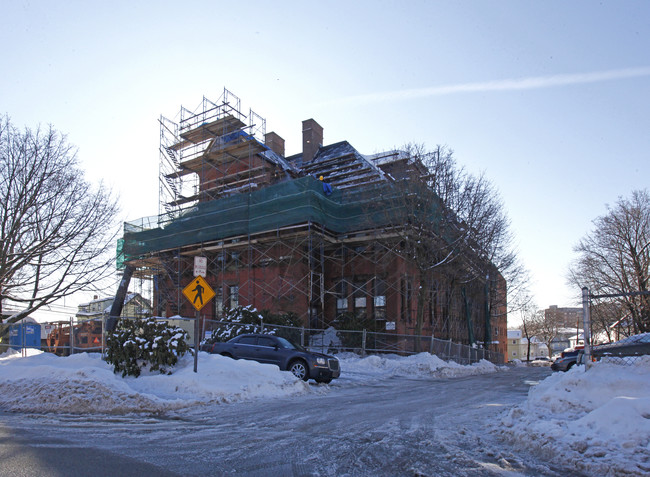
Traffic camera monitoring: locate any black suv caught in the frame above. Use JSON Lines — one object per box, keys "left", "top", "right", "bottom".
{"left": 201, "top": 333, "right": 340, "bottom": 384}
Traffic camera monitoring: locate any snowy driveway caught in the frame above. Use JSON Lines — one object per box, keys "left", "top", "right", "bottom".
{"left": 0, "top": 366, "right": 560, "bottom": 477}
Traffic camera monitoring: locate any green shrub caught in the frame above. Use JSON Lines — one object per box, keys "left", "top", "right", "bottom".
{"left": 207, "top": 306, "right": 265, "bottom": 343}
{"left": 105, "top": 317, "right": 191, "bottom": 377}
{"left": 206, "top": 306, "right": 304, "bottom": 344}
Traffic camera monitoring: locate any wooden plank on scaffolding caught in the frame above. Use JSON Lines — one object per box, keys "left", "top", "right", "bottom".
{"left": 177, "top": 115, "right": 246, "bottom": 145}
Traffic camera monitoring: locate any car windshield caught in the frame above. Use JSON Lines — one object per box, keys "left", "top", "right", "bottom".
{"left": 276, "top": 336, "right": 304, "bottom": 351}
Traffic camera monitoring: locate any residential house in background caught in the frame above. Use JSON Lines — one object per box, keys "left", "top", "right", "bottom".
{"left": 550, "top": 328, "right": 585, "bottom": 356}
{"left": 76, "top": 293, "right": 152, "bottom": 321}
{"left": 507, "top": 329, "right": 549, "bottom": 361}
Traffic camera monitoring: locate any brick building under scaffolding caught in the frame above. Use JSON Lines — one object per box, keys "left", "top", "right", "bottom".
{"left": 120, "top": 90, "right": 507, "bottom": 356}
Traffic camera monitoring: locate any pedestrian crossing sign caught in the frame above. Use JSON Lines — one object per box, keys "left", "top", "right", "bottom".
{"left": 182, "top": 275, "right": 215, "bottom": 311}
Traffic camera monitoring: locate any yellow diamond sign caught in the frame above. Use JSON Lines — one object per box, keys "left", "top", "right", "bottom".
{"left": 182, "top": 275, "right": 215, "bottom": 311}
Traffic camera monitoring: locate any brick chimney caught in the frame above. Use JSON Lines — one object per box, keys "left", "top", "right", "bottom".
{"left": 302, "top": 119, "right": 323, "bottom": 163}
{"left": 265, "top": 132, "right": 285, "bottom": 157}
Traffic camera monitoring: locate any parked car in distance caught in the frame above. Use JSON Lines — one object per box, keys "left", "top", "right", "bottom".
{"left": 201, "top": 333, "right": 340, "bottom": 383}
{"left": 529, "top": 356, "right": 552, "bottom": 366}
{"left": 551, "top": 346, "right": 583, "bottom": 372}
{"left": 551, "top": 355, "right": 578, "bottom": 372}
{"left": 560, "top": 345, "right": 583, "bottom": 359}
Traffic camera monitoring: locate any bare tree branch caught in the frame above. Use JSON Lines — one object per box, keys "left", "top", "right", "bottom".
{"left": 569, "top": 189, "right": 650, "bottom": 333}
{"left": 0, "top": 115, "right": 120, "bottom": 323}
{"left": 375, "top": 143, "right": 528, "bottom": 349}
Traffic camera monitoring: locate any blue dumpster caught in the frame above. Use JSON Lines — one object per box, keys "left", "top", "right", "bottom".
{"left": 9, "top": 322, "right": 41, "bottom": 350}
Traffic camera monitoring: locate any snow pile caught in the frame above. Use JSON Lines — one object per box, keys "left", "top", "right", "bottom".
{"left": 509, "top": 358, "right": 527, "bottom": 367}
{"left": 338, "top": 352, "right": 502, "bottom": 380}
{"left": 0, "top": 349, "right": 309, "bottom": 414}
{"left": 308, "top": 326, "right": 341, "bottom": 351}
{"left": 498, "top": 358, "right": 650, "bottom": 476}
{"left": 0, "top": 349, "right": 503, "bottom": 414}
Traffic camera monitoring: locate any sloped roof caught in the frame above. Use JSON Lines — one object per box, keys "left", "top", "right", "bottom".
{"left": 288, "top": 141, "right": 387, "bottom": 190}
{"left": 259, "top": 147, "right": 298, "bottom": 174}
{"left": 78, "top": 293, "right": 151, "bottom": 311}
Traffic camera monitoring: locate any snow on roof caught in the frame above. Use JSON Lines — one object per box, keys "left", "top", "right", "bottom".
{"left": 365, "top": 149, "right": 410, "bottom": 166}
{"left": 521, "top": 337, "right": 547, "bottom": 345}
{"left": 507, "top": 330, "right": 522, "bottom": 339}
{"left": 259, "top": 148, "right": 297, "bottom": 173}
{"left": 596, "top": 332, "right": 650, "bottom": 349}
{"left": 79, "top": 293, "right": 151, "bottom": 313}
{"left": 15, "top": 317, "right": 39, "bottom": 324}
{"left": 298, "top": 141, "right": 387, "bottom": 190}
{"left": 78, "top": 296, "right": 114, "bottom": 307}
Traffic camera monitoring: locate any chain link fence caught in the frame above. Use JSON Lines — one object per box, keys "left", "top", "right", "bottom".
{"left": 583, "top": 335, "right": 650, "bottom": 368}
{"left": 0, "top": 319, "right": 105, "bottom": 356}
{"left": 203, "top": 319, "right": 504, "bottom": 365}
{"left": 1, "top": 316, "right": 504, "bottom": 366}
{"left": 590, "top": 355, "right": 650, "bottom": 367}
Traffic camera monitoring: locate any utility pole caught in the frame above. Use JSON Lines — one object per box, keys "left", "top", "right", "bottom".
{"left": 581, "top": 287, "right": 592, "bottom": 369}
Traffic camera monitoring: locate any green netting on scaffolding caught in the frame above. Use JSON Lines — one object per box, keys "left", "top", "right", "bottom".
{"left": 121, "top": 175, "right": 444, "bottom": 260}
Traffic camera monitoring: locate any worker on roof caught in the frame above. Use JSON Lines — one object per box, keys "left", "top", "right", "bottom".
{"left": 318, "top": 175, "right": 332, "bottom": 196}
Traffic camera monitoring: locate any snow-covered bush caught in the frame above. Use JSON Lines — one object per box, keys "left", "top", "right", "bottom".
{"left": 208, "top": 306, "right": 264, "bottom": 343}
{"left": 207, "top": 306, "right": 302, "bottom": 343}
{"left": 105, "top": 317, "right": 191, "bottom": 377}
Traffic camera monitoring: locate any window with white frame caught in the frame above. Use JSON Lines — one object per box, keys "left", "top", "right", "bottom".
{"left": 229, "top": 285, "right": 239, "bottom": 309}
{"left": 374, "top": 277, "right": 387, "bottom": 321}
{"left": 335, "top": 280, "right": 348, "bottom": 318}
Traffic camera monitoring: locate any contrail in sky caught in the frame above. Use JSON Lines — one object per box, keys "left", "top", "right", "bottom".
{"left": 328, "top": 67, "right": 650, "bottom": 105}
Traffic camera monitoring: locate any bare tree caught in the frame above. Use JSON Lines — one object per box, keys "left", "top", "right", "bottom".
{"left": 0, "top": 116, "right": 120, "bottom": 323}
{"left": 376, "top": 145, "right": 465, "bottom": 347}
{"left": 569, "top": 190, "right": 650, "bottom": 334}
{"left": 381, "top": 144, "right": 526, "bottom": 349}
{"left": 526, "top": 308, "right": 560, "bottom": 358}
{"left": 518, "top": 303, "right": 538, "bottom": 361}
{"left": 422, "top": 145, "right": 530, "bottom": 343}
{"left": 589, "top": 300, "right": 624, "bottom": 343}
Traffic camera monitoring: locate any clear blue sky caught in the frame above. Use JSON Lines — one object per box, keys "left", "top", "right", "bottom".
{"left": 2, "top": 1, "right": 649, "bottom": 321}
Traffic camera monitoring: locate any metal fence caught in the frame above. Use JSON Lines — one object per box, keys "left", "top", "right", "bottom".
{"left": 0, "top": 318, "right": 105, "bottom": 356}
{"left": 581, "top": 332, "right": 650, "bottom": 369}
{"left": 1, "top": 317, "right": 504, "bottom": 366}
{"left": 582, "top": 348, "right": 650, "bottom": 369}
{"left": 591, "top": 355, "right": 650, "bottom": 367}
{"left": 202, "top": 319, "right": 504, "bottom": 365}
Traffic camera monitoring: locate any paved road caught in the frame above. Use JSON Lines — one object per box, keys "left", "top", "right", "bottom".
{"left": 0, "top": 366, "right": 567, "bottom": 476}
{"left": 0, "top": 424, "right": 178, "bottom": 477}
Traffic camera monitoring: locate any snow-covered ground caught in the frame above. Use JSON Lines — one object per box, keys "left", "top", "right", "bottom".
{"left": 0, "top": 349, "right": 500, "bottom": 414}
{"left": 497, "top": 357, "right": 650, "bottom": 476}
{"left": 1, "top": 348, "right": 649, "bottom": 475}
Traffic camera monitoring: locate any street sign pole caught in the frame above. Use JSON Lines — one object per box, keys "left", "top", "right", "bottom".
{"left": 182, "top": 274, "right": 215, "bottom": 374}
{"left": 194, "top": 310, "right": 199, "bottom": 373}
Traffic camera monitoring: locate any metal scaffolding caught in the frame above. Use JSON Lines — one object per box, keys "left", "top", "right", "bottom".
{"left": 121, "top": 91, "right": 507, "bottom": 356}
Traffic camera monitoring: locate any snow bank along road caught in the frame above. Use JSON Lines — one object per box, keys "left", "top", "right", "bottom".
{"left": 0, "top": 366, "right": 567, "bottom": 477}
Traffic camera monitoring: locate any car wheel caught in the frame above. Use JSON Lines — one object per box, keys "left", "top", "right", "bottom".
{"left": 566, "top": 362, "right": 574, "bottom": 371}
{"left": 221, "top": 352, "right": 234, "bottom": 359}
{"left": 315, "top": 378, "right": 332, "bottom": 384}
{"left": 289, "top": 360, "right": 309, "bottom": 381}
